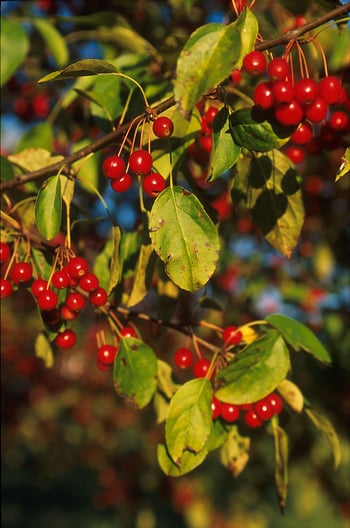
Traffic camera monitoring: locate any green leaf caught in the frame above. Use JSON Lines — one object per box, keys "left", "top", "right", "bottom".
{"left": 209, "top": 107, "right": 241, "bottom": 181}
{"left": 93, "top": 228, "right": 121, "bottom": 291}
{"left": 234, "top": 9, "right": 259, "bottom": 67}
{"left": 266, "top": 313, "right": 332, "bottom": 365}
{"left": 35, "top": 176, "right": 62, "bottom": 240}
{"left": 35, "top": 332, "right": 54, "bottom": 368}
{"left": 157, "top": 443, "right": 208, "bottom": 477}
{"left": 59, "top": 175, "right": 75, "bottom": 211}
{"left": 72, "top": 141, "right": 101, "bottom": 191}
{"left": 0, "top": 156, "right": 14, "bottom": 181}
{"left": 271, "top": 418, "right": 289, "bottom": 512}
{"left": 32, "top": 18, "right": 69, "bottom": 68}
{"left": 219, "top": 426, "right": 250, "bottom": 477}
{"left": 335, "top": 147, "right": 350, "bottom": 181}
{"left": 113, "top": 337, "right": 158, "bottom": 409}
{"left": 126, "top": 244, "right": 154, "bottom": 307}
{"left": 174, "top": 21, "right": 241, "bottom": 118}
{"left": 305, "top": 406, "right": 342, "bottom": 469}
{"left": 157, "top": 359, "right": 178, "bottom": 400}
{"left": 215, "top": 330, "right": 291, "bottom": 404}
{"left": 31, "top": 247, "right": 52, "bottom": 280}
{"left": 229, "top": 107, "right": 292, "bottom": 152}
{"left": 14, "top": 123, "right": 54, "bottom": 153}
{"left": 38, "top": 59, "right": 118, "bottom": 83}
{"left": 149, "top": 186, "right": 220, "bottom": 292}
{"left": 8, "top": 148, "right": 63, "bottom": 174}
{"left": 108, "top": 226, "right": 122, "bottom": 294}
{"left": 165, "top": 378, "right": 213, "bottom": 465}
{"left": 235, "top": 150, "right": 304, "bottom": 257}
{"left": 206, "top": 418, "right": 230, "bottom": 452}
{"left": 1, "top": 18, "right": 29, "bottom": 86}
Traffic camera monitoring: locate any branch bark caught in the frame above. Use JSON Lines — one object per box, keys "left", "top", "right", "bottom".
{"left": 1, "top": 2, "right": 349, "bottom": 193}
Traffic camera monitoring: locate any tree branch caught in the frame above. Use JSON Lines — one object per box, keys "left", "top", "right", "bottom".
{"left": 1, "top": 2, "right": 349, "bottom": 193}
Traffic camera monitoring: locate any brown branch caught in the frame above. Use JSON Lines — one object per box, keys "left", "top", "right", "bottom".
{"left": 1, "top": 2, "right": 349, "bottom": 193}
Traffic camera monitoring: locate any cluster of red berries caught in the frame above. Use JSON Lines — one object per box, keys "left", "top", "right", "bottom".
{"left": 186, "top": 105, "right": 219, "bottom": 169}
{"left": 1, "top": 243, "right": 108, "bottom": 350}
{"left": 97, "top": 325, "right": 136, "bottom": 371}
{"left": 173, "top": 325, "right": 243, "bottom": 377}
{"left": 211, "top": 391, "right": 284, "bottom": 428}
{"left": 240, "top": 50, "right": 348, "bottom": 164}
{"left": 102, "top": 116, "right": 174, "bottom": 197}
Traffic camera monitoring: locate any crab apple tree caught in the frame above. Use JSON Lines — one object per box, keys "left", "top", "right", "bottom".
{"left": 1, "top": 0, "right": 349, "bottom": 516}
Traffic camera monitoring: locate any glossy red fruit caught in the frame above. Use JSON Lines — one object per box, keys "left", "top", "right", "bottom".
{"left": 174, "top": 347, "right": 194, "bottom": 369}
{"left": 66, "top": 292, "right": 86, "bottom": 312}
{"left": 294, "top": 78, "right": 319, "bottom": 105}
{"left": 274, "top": 100, "right": 304, "bottom": 126}
{"left": 285, "top": 145, "right": 305, "bottom": 164}
{"left": 319, "top": 76, "right": 342, "bottom": 105}
{"left": 60, "top": 304, "right": 78, "bottom": 321}
{"left": 222, "top": 325, "right": 243, "bottom": 345}
{"left": 142, "top": 173, "right": 166, "bottom": 197}
{"left": 110, "top": 173, "right": 133, "bottom": 193}
{"left": 205, "top": 106, "right": 219, "bottom": 125}
{"left": 0, "top": 242, "right": 11, "bottom": 263}
{"left": 243, "top": 50, "right": 266, "bottom": 76}
{"left": 291, "top": 121, "right": 313, "bottom": 144}
{"left": 231, "top": 68, "right": 242, "bottom": 84}
{"left": 220, "top": 402, "right": 240, "bottom": 422}
{"left": 254, "top": 398, "right": 274, "bottom": 421}
{"left": 243, "top": 409, "right": 264, "bottom": 428}
{"left": 97, "top": 344, "right": 118, "bottom": 366}
{"left": 304, "top": 97, "right": 328, "bottom": 123}
{"left": 129, "top": 149, "right": 153, "bottom": 175}
{"left": 37, "top": 289, "right": 58, "bottom": 310}
{"left": 31, "top": 278, "right": 49, "bottom": 297}
{"left": 267, "top": 57, "right": 290, "bottom": 82}
{"left": 152, "top": 116, "right": 174, "bottom": 138}
{"left": 55, "top": 329, "right": 77, "bottom": 349}
{"left": 89, "top": 287, "right": 108, "bottom": 306}
{"left": 193, "top": 358, "right": 211, "bottom": 378}
{"left": 329, "top": 111, "right": 349, "bottom": 131}
{"left": 10, "top": 262, "right": 33, "bottom": 284}
{"left": 51, "top": 270, "right": 70, "bottom": 289}
{"left": 66, "top": 256, "right": 89, "bottom": 279}
{"left": 272, "top": 81, "right": 295, "bottom": 104}
{"left": 239, "top": 403, "right": 254, "bottom": 411}
{"left": 266, "top": 392, "right": 283, "bottom": 414}
{"left": 120, "top": 326, "right": 137, "bottom": 338}
{"left": 211, "top": 397, "right": 222, "bottom": 420}
{"left": 102, "top": 155, "right": 126, "bottom": 179}
{"left": 253, "top": 82, "right": 274, "bottom": 109}
{"left": 0, "top": 278, "right": 13, "bottom": 298}
{"left": 79, "top": 272, "right": 99, "bottom": 292}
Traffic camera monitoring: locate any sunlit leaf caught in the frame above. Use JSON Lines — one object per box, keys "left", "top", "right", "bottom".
{"left": 277, "top": 379, "right": 304, "bottom": 413}
{"left": 1, "top": 18, "right": 29, "bottom": 86}
{"left": 305, "top": 406, "right": 342, "bottom": 469}
{"left": 39, "top": 59, "right": 118, "bottom": 83}
{"left": 271, "top": 417, "right": 289, "bottom": 512}
{"left": 32, "top": 18, "right": 69, "bottom": 67}
{"left": 113, "top": 337, "right": 158, "bottom": 409}
{"left": 235, "top": 150, "right": 304, "bottom": 257}
{"left": 174, "top": 20, "right": 242, "bottom": 118}
{"left": 35, "top": 332, "right": 54, "bottom": 368}
{"left": 149, "top": 186, "right": 220, "bottom": 292}
{"left": 35, "top": 176, "right": 62, "bottom": 240}
{"left": 126, "top": 244, "right": 155, "bottom": 307}
{"left": 215, "top": 330, "right": 291, "bottom": 404}
{"left": 266, "top": 313, "right": 332, "bottom": 364}
{"left": 220, "top": 426, "right": 250, "bottom": 477}
{"left": 157, "top": 443, "right": 208, "bottom": 477}
{"left": 165, "top": 378, "right": 213, "bottom": 465}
